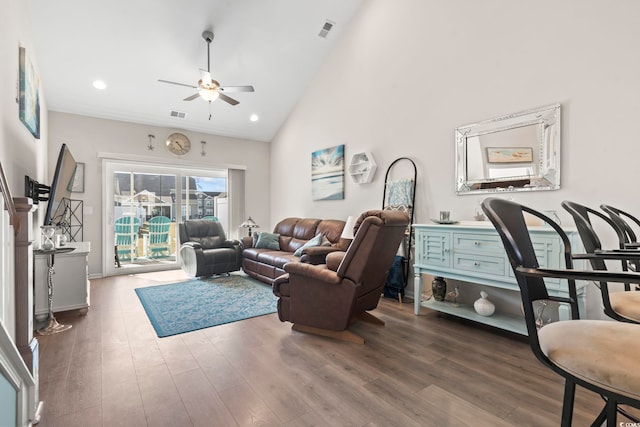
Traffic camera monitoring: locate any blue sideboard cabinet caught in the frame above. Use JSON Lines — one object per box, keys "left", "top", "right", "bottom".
{"left": 413, "top": 222, "right": 586, "bottom": 335}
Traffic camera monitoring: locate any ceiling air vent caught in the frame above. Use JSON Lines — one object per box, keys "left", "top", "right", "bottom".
{"left": 170, "top": 110, "right": 187, "bottom": 119}
{"left": 318, "top": 20, "right": 335, "bottom": 38}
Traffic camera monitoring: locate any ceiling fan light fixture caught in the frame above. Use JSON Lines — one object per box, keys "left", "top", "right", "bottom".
{"left": 199, "top": 89, "right": 219, "bottom": 102}
{"left": 159, "top": 30, "right": 253, "bottom": 109}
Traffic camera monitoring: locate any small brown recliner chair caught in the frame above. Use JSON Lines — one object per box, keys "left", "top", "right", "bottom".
{"left": 179, "top": 219, "right": 242, "bottom": 277}
{"left": 272, "top": 209, "right": 410, "bottom": 344}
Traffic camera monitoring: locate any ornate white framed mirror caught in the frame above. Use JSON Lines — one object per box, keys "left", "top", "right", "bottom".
{"left": 455, "top": 104, "right": 561, "bottom": 195}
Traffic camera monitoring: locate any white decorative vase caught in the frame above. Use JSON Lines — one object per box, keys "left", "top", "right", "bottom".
{"left": 474, "top": 291, "right": 495, "bottom": 317}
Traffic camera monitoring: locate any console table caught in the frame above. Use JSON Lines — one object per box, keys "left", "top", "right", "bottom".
{"left": 34, "top": 241, "right": 90, "bottom": 321}
{"left": 413, "top": 222, "right": 586, "bottom": 335}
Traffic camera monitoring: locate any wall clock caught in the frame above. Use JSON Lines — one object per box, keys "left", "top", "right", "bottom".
{"left": 166, "top": 132, "right": 191, "bottom": 155}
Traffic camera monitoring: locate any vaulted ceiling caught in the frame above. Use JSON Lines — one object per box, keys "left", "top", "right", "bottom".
{"left": 27, "top": 0, "right": 362, "bottom": 142}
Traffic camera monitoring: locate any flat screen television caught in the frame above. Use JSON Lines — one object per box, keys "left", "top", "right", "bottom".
{"left": 44, "top": 143, "right": 77, "bottom": 226}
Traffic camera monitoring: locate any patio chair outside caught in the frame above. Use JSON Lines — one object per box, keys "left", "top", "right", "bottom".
{"left": 115, "top": 216, "right": 140, "bottom": 261}
{"left": 147, "top": 215, "right": 172, "bottom": 258}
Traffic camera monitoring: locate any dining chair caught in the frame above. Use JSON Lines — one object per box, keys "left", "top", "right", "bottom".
{"left": 482, "top": 197, "right": 640, "bottom": 427}
{"left": 601, "top": 204, "right": 640, "bottom": 251}
{"left": 601, "top": 204, "right": 640, "bottom": 275}
{"left": 561, "top": 200, "right": 640, "bottom": 324}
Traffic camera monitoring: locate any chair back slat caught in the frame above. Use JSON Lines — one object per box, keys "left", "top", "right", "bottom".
{"left": 563, "top": 201, "right": 639, "bottom": 311}
{"left": 562, "top": 201, "right": 627, "bottom": 271}
{"left": 601, "top": 204, "right": 640, "bottom": 244}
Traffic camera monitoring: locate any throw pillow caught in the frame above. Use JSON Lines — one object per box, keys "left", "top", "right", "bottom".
{"left": 255, "top": 232, "right": 280, "bottom": 250}
{"left": 321, "top": 235, "right": 332, "bottom": 246}
{"left": 293, "top": 233, "right": 324, "bottom": 257}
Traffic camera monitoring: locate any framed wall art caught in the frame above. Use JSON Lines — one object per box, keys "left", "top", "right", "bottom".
{"left": 311, "top": 144, "right": 344, "bottom": 201}
{"left": 486, "top": 147, "right": 534, "bottom": 164}
{"left": 71, "top": 163, "right": 85, "bottom": 193}
{"left": 18, "top": 47, "right": 41, "bottom": 139}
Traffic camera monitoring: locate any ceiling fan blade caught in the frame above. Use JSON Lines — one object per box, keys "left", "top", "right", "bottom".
{"left": 158, "top": 79, "right": 198, "bottom": 89}
{"left": 199, "top": 69, "right": 212, "bottom": 86}
{"left": 219, "top": 85, "right": 255, "bottom": 93}
{"left": 218, "top": 92, "right": 239, "bottom": 106}
{"left": 183, "top": 93, "right": 200, "bottom": 101}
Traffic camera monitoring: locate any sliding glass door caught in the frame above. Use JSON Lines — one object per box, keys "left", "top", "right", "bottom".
{"left": 104, "top": 160, "right": 228, "bottom": 276}
{"left": 181, "top": 174, "right": 228, "bottom": 228}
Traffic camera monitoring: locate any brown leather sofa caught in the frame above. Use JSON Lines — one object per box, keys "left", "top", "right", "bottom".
{"left": 272, "top": 209, "right": 410, "bottom": 343}
{"left": 241, "top": 217, "right": 347, "bottom": 285}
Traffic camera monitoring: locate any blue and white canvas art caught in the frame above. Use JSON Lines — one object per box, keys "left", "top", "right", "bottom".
{"left": 18, "top": 47, "right": 40, "bottom": 139}
{"left": 311, "top": 144, "right": 344, "bottom": 200}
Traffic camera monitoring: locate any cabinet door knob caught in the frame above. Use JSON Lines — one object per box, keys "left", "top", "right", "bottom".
{"left": 474, "top": 241, "right": 480, "bottom": 246}
{"left": 474, "top": 261, "right": 480, "bottom": 266}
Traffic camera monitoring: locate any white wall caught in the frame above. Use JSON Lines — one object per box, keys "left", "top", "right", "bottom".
{"left": 0, "top": 0, "right": 49, "bottom": 200}
{"left": 271, "top": 0, "right": 640, "bottom": 316}
{"left": 48, "top": 112, "right": 270, "bottom": 276}
{"left": 0, "top": 1, "right": 43, "bottom": 421}
{"left": 0, "top": 0, "right": 49, "bottom": 336}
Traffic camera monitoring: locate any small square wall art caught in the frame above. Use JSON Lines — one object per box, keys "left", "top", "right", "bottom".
{"left": 311, "top": 144, "right": 344, "bottom": 201}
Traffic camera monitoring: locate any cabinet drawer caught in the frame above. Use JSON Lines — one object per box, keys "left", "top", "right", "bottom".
{"left": 507, "top": 236, "right": 561, "bottom": 286}
{"left": 415, "top": 230, "right": 451, "bottom": 268}
{"left": 453, "top": 252, "right": 507, "bottom": 277}
{"left": 453, "top": 233, "right": 504, "bottom": 254}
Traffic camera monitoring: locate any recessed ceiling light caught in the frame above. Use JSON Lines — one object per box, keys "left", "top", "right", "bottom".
{"left": 249, "top": 114, "right": 259, "bottom": 122}
{"left": 92, "top": 80, "right": 107, "bottom": 90}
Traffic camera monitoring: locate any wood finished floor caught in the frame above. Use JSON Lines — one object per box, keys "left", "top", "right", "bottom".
{"left": 35, "top": 270, "right": 614, "bottom": 426}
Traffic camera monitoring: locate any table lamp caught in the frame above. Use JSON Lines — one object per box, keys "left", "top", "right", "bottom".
{"left": 240, "top": 216, "right": 259, "bottom": 236}
{"left": 341, "top": 215, "right": 357, "bottom": 240}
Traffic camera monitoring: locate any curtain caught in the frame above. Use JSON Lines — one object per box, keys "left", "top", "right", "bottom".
{"left": 227, "top": 168, "right": 245, "bottom": 241}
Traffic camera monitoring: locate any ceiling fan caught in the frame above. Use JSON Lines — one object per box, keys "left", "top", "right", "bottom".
{"left": 158, "top": 30, "right": 254, "bottom": 106}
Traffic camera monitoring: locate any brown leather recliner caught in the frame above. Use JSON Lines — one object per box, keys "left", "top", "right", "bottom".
{"left": 179, "top": 219, "right": 242, "bottom": 277}
{"left": 272, "top": 209, "right": 410, "bottom": 344}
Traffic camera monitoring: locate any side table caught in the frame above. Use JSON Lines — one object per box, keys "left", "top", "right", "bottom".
{"left": 34, "top": 242, "right": 91, "bottom": 320}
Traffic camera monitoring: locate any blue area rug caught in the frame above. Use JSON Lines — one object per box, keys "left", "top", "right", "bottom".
{"left": 135, "top": 274, "right": 277, "bottom": 338}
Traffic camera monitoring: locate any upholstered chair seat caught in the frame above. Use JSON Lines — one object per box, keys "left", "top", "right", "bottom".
{"left": 609, "top": 292, "right": 640, "bottom": 322}
{"left": 539, "top": 320, "right": 640, "bottom": 401}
